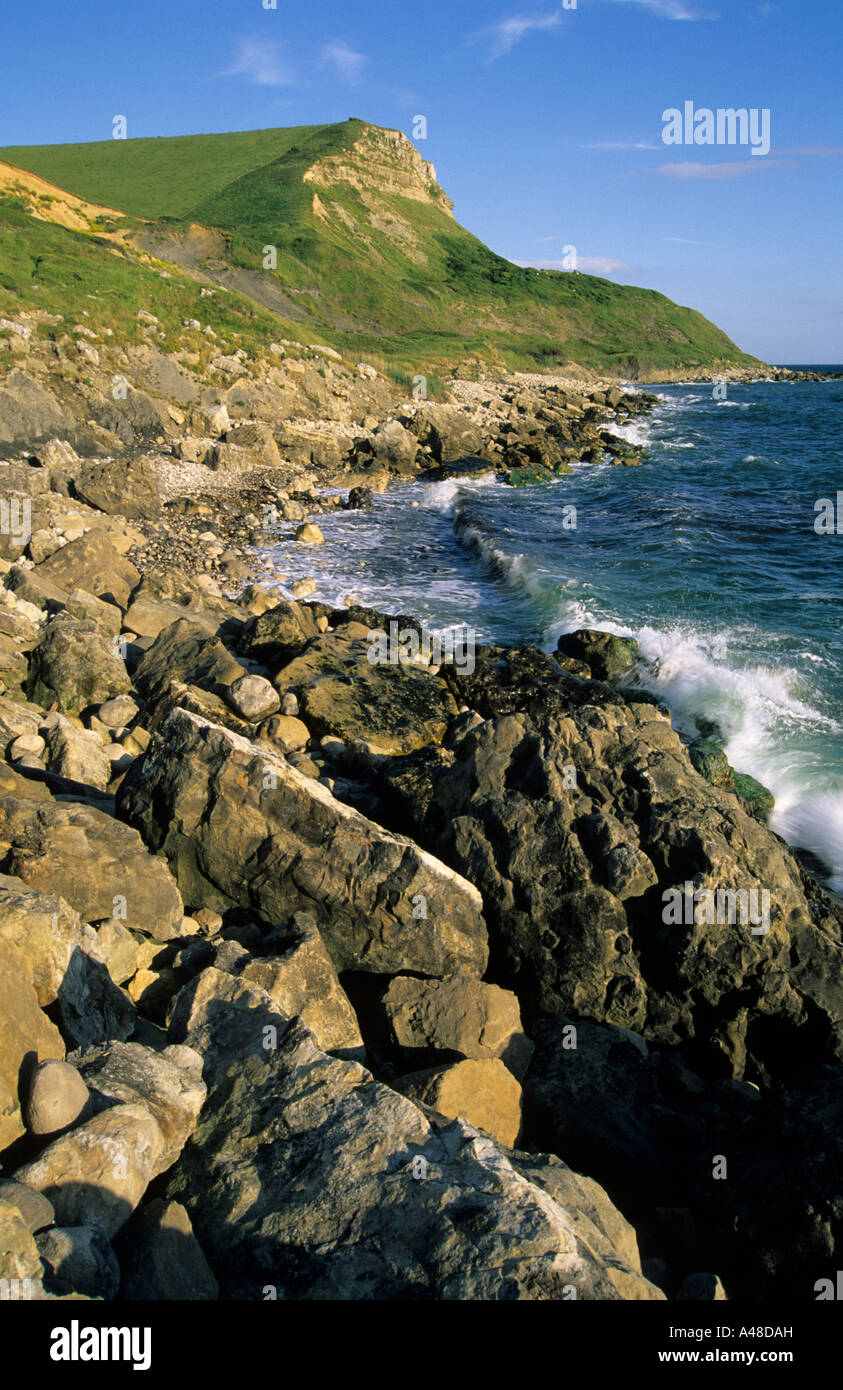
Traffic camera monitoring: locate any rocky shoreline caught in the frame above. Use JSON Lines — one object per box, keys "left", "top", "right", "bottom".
{"left": 0, "top": 329, "right": 841, "bottom": 1304}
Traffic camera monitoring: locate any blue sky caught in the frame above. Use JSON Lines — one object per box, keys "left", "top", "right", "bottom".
{"left": 2, "top": 0, "right": 841, "bottom": 361}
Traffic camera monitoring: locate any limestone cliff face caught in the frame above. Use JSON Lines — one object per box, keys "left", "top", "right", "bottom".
{"left": 303, "top": 124, "right": 454, "bottom": 217}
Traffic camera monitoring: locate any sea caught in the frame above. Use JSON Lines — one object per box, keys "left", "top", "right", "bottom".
{"left": 264, "top": 369, "right": 843, "bottom": 893}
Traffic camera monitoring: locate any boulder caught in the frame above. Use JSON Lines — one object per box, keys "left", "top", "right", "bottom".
{"left": 164, "top": 981, "right": 662, "bottom": 1300}
{"left": 26, "top": 615, "right": 131, "bottom": 714}
{"left": 0, "top": 937, "right": 65, "bottom": 1151}
{"left": 0, "top": 873, "right": 134, "bottom": 1048}
{"left": 387, "top": 699, "right": 843, "bottom": 1074}
{"left": 225, "top": 674, "right": 280, "bottom": 723}
{"left": 371, "top": 419, "right": 420, "bottom": 475}
{"left": 118, "top": 710, "right": 487, "bottom": 979}
{"left": 395, "top": 1058, "right": 522, "bottom": 1148}
{"left": 380, "top": 974, "right": 533, "bottom": 1078}
{"left": 238, "top": 600, "right": 320, "bottom": 665}
{"left": 71, "top": 1041, "right": 206, "bottom": 1171}
{"left": 0, "top": 1179, "right": 54, "bottom": 1235}
{"left": 43, "top": 717, "right": 112, "bottom": 790}
{"left": 555, "top": 629, "right": 641, "bottom": 682}
{"left": 74, "top": 457, "right": 161, "bottom": 521}
{"left": 133, "top": 619, "right": 246, "bottom": 705}
{"left": 25, "top": 1060, "right": 91, "bottom": 1138}
{"left": 411, "top": 404, "right": 485, "bottom": 464}
{"left": 235, "top": 912, "right": 363, "bottom": 1054}
{"left": 13, "top": 1103, "right": 165, "bottom": 1239}
{"left": 277, "top": 629, "right": 459, "bottom": 755}
{"left": 64, "top": 588, "right": 123, "bottom": 636}
{"left": 294, "top": 523, "right": 325, "bottom": 545}
{"left": 0, "top": 798, "right": 184, "bottom": 942}
{"left": 35, "top": 530, "right": 140, "bottom": 608}
{"left": 0, "top": 1202, "right": 45, "bottom": 1299}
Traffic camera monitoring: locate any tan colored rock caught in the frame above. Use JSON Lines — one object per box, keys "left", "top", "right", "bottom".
{"left": 294, "top": 523, "right": 325, "bottom": 545}
{"left": 14, "top": 1103, "right": 164, "bottom": 1239}
{"left": 382, "top": 974, "right": 533, "bottom": 1078}
{"left": 260, "top": 713, "right": 310, "bottom": 751}
{"left": 0, "top": 1202, "right": 45, "bottom": 1298}
{"left": 0, "top": 936, "right": 65, "bottom": 1151}
{"left": 25, "top": 1059, "right": 91, "bottom": 1137}
{"left": 95, "top": 919, "right": 140, "bottom": 985}
{"left": 239, "top": 913, "right": 363, "bottom": 1054}
{"left": 397, "top": 1058, "right": 522, "bottom": 1148}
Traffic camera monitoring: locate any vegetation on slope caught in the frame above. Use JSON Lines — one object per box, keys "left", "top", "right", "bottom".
{"left": 0, "top": 119, "right": 762, "bottom": 379}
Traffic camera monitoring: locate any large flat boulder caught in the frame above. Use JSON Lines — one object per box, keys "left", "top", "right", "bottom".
{"left": 118, "top": 709, "right": 487, "bottom": 978}
{"left": 133, "top": 619, "right": 247, "bottom": 705}
{"left": 277, "top": 629, "right": 459, "bottom": 755}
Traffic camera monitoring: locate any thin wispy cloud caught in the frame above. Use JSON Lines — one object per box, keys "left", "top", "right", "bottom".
{"left": 587, "top": 140, "right": 661, "bottom": 150}
{"left": 221, "top": 38, "right": 293, "bottom": 87}
{"left": 654, "top": 160, "right": 778, "bottom": 179}
{"left": 602, "top": 0, "right": 712, "bottom": 17}
{"left": 320, "top": 42, "right": 368, "bottom": 86}
{"left": 471, "top": 10, "right": 565, "bottom": 61}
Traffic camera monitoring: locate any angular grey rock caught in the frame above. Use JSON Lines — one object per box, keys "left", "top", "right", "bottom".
{"left": 118, "top": 710, "right": 487, "bottom": 978}
{"left": 164, "top": 979, "right": 662, "bottom": 1300}
{"left": 71, "top": 1041, "right": 206, "bottom": 1172}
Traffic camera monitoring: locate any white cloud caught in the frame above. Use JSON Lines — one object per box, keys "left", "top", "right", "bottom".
{"left": 603, "top": 0, "right": 711, "bottom": 17}
{"left": 654, "top": 160, "right": 777, "bottom": 178}
{"left": 472, "top": 10, "right": 564, "bottom": 60}
{"left": 320, "top": 42, "right": 368, "bottom": 85}
{"left": 221, "top": 38, "right": 294, "bottom": 87}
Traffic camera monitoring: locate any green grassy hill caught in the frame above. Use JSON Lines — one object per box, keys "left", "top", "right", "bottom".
{"left": 0, "top": 118, "right": 762, "bottom": 378}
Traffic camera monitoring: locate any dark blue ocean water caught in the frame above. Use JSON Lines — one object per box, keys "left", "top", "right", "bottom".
{"left": 264, "top": 375, "right": 843, "bottom": 889}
